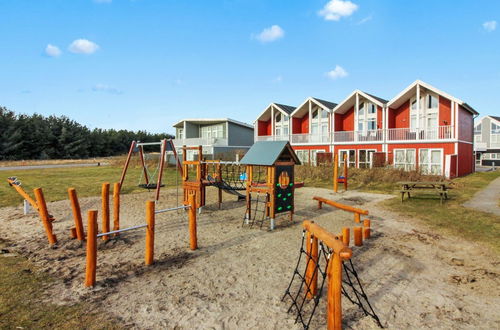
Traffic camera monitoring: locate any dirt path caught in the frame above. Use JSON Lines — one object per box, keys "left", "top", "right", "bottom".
{"left": 0, "top": 187, "right": 498, "bottom": 329}
{"left": 463, "top": 176, "right": 500, "bottom": 216}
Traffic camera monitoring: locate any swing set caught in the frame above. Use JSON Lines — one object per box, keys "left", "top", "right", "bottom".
{"left": 119, "top": 139, "right": 182, "bottom": 201}
{"left": 333, "top": 153, "right": 348, "bottom": 192}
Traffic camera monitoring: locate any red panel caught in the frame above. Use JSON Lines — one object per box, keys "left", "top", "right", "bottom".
{"left": 301, "top": 115, "right": 309, "bottom": 134}
{"left": 449, "top": 155, "right": 457, "bottom": 178}
{"left": 335, "top": 106, "right": 354, "bottom": 131}
{"left": 439, "top": 96, "right": 451, "bottom": 126}
{"left": 457, "top": 142, "right": 474, "bottom": 176}
{"left": 333, "top": 144, "right": 382, "bottom": 152}
{"left": 392, "top": 100, "right": 410, "bottom": 129}
{"left": 458, "top": 106, "right": 473, "bottom": 142}
{"left": 257, "top": 120, "right": 271, "bottom": 136}
{"left": 387, "top": 108, "right": 396, "bottom": 129}
{"left": 377, "top": 106, "right": 383, "bottom": 129}
{"left": 292, "top": 118, "right": 301, "bottom": 134}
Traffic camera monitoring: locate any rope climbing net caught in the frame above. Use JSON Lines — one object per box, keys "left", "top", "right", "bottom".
{"left": 282, "top": 227, "right": 383, "bottom": 329}
{"left": 242, "top": 192, "right": 269, "bottom": 228}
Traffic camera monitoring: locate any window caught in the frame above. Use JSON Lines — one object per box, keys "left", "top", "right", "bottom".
{"left": 394, "top": 149, "right": 416, "bottom": 171}
{"left": 358, "top": 149, "right": 376, "bottom": 168}
{"left": 492, "top": 122, "right": 500, "bottom": 134}
{"left": 200, "top": 124, "right": 224, "bottom": 139}
{"left": 427, "top": 94, "right": 438, "bottom": 110}
{"left": 310, "top": 106, "right": 329, "bottom": 138}
{"left": 274, "top": 111, "right": 289, "bottom": 137}
{"left": 474, "top": 134, "right": 482, "bottom": 143}
{"left": 419, "top": 149, "right": 442, "bottom": 175}
{"left": 339, "top": 150, "right": 356, "bottom": 168}
{"left": 474, "top": 123, "right": 481, "bottom": 135}
{"left": 296, "top": 150, "right": 309, "bottom": 164}
{"left": 409, "top": 93, "right": 439, "bottom": 131}
{"left": 357, "top": 101, "right": 377, "bottom": 132}
{"left": 176, "top": 128, "right": 184, "bottom": 139}
{"left": 310, "top": 150, "right": 323, "bottom": 166}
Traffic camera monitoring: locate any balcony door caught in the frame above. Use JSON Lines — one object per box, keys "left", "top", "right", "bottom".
{"left": 357, "top": 102, "right": 377, "bottom": 141}
{"left": 274, "top": 112, "right": 289, "bottom": 138}
{"left": 410, "top": 93, "right": 439, "bottom": 138}
{"left": 310, "top": 107, "right": 329, "bottom": 142}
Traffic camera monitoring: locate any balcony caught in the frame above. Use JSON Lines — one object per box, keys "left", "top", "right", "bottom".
{"left": 387, "top": 126, "right": 454, "bottom": 142}
{"left": 291, "top": 133, "right": 330, "bottom": 144}
{"left": 255, "top": 135, "right": 289, "bottom": 142}
{"left": 172, "top": 137, "right": 228, "bottom": 147}
{"left": 332, "top": 129, "right": 384, "bottom": 143}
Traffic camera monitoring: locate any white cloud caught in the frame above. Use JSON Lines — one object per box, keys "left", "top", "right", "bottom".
{"left": 69, "top": 39, "right": 100, "bottom": 54}
{"left": 483, "top": 20, "right": 497, "bottom": 32}
{"left": 356, "top": 15, "right": 372, "bottom": 25}
{"left": 92, "top": 84, "right": 122, "bottom": 94}
{"left": 318, "top": 0, "right": 358, "bottom": 21}
{"left": 326, "top": 65, "right": 348, "bottom": 79}
{"left": 253, "top": 25, "right": 284, "bottom": 43}
{"left": 273, "top": 75, "right": 283, "bottom": 83}
{"left": 45, "top": 44, "right": 61, "bottom": 57}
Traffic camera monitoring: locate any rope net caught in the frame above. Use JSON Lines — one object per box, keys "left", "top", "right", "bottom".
{"left": 242, "top": 193, "right": 268, "bottom": 229}
{"left": 282, "top": 230, "right": 383, "bottom": 329}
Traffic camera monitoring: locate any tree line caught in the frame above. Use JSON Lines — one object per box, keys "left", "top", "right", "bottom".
{"left": 0, "top": 107, "right": 173, "bottom": 160}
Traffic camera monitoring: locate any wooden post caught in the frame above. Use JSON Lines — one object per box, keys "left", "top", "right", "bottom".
{"left": 155, "top": 139, "right": 167, "bottom": 201}
{"left": 305, "top": 231, "right": 319, "bottom": 299}
{"left": 33, "top": 188, "right": 57, "bottom": 245}
{"left": 113, "top": 183, "right": 120, "bottom": 234}
{"left": 70, "top": 227, "right": 77, "bottom": 238}
{"left": 343, "top": 153, "right": 348, "bottom": 191}
{"left": 333, "top": 153, "right": 338, "bottom": 193}
{"left": 68, "top": 188, "right": 85, "bottom": 241}
{"left": 327, "top": 252, "right": 343, "bottom": 330}
{"left": 101, "top": 183, "right": 110, "bottom": 241}
{"left": 353, "top": 227, "right": 363, "bottom": 246}
{"left": 138, "top": 146, "right": 149, "bottom": 185}
{"left": 119, "top": 141, "right": 136, "bottom": 188}
{"left": 342, "top": 227, "right": 350, "bottom": 246}
{"left": 354, "top": 212, "right": 360, "bottom": 223}
{"left": 245, "top": 165, "right": 252, "bottom": 222}
{"left": 145, "top": 200, "right": 155, "bottom": 265}
{"left": 188, "top": 192, "right": 197, "bottom": 250}
{"left": 85, "top": 210, "right": 98, "bottom": 287}
{"left": 217, "top": 162, "right": 222, "bottom": 209}
{"left": 363, "top": 219, "right": 371, "bottom": 239}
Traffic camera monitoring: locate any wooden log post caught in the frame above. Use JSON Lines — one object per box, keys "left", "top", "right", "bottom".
{"left": 333, "top": 153, "right": 339, "bottom": 193}
{"left": 85, "top": 210, "right": 98, "bottom": 287}
{"left": 354, "top": 212, "right": 361, "bottom": 223}
{"left": 327, "top": 252, "right": 343, "bottom": 330}
{"left": 305, "top": 231, "right": 319, "bottom": 299}
{"left": 343, "top": 153, "right": 348, "bottom": 191}
{"left": 353, "top": 227, "right": 363, "bottom": 246}
{"left": 113, "top": 183, "right": 120, "bottom": 235}
{"left": 101, "top": 183, "right": 110, "bottom": 241}
{"left": 68, "top": 188, "right": 85, "bottom": 241}
{"left": 33, "top": 188, "right": 57, "bottom": 245}
{"left": 342, "top": 227, "right": 350, "bottom": 246}
{"left": 188, "top": 192, "right": 198, "bottom": 250}
{"left": 363, "top": 219, "right": 371, "bottom": 239}
{"left": 145, "top": 200, "right": 155, "bottom": 265}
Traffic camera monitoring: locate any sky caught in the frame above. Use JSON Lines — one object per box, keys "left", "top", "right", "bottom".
{"left": 0, "top": 0, "right": 499, "bottom": 134}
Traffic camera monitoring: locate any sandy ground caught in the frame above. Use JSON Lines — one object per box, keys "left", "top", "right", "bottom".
{"left": 0, "top": 187, "right": 499, "bottom": 329}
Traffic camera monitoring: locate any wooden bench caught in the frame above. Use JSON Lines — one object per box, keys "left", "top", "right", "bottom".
{"left": 398, "top": 181, "right": 450, "bottom": 205}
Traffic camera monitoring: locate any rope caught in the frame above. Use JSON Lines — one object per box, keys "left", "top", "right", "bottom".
{"left": 242, "top": 192, "right": 268, "bottom": 228}
{"left": 282, "top": 231, "right": 383, "bottom": 329}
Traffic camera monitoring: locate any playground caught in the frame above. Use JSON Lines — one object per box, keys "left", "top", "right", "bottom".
{"left": 1, "top": 140, "right": 499, "bottom": 329}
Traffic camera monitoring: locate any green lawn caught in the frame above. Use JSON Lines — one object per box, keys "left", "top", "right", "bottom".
{"left": 1, "top": 165, "right": 181, "bottom": 208}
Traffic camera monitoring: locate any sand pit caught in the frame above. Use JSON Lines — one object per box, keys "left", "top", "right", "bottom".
{"left": 0, "top": 187, "right": 499, "bottom": 329}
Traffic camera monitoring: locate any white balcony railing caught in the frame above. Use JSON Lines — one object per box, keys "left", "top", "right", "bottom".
{"left": 256, "top": 126, "right": 455, "bottom": 144}
{"left": 255, "top": 135, "right": 289, "bottom": 142}
{"left": 172, "top": 137, "right": 228, "bottom": 147}
{"left": 291, "top": 133, "right": 330, "bottom": 144}
{"left": 387, "top": 126, "right": 454, "bottom": 141}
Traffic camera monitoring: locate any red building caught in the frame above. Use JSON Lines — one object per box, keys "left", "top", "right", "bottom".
{"left": 254, "top": 80, "right": 478, "bottom": 178}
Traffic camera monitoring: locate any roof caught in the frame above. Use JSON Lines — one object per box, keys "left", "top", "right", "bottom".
{"left": 333, "top": 90, "right": 387, "bottom": 114}
{"left": 311, "top": 97, "right": 338, "bottom": 110}
{"left": 274, "top": 103, "right": 296, "bottom": 115}
{"left": 173, "top": 118, "right": 253, "bottom": 129}
{"left": 362, "top": 92, "right": 388, "bottom": 105}
{"left": 490, "top": 116, "right": 500, "bottom": 122}
{"left": 240, "top": 141, "right": 301, "bottom": 166}
{"left": 387, "top": 80, "right": 479, "bottom": 115}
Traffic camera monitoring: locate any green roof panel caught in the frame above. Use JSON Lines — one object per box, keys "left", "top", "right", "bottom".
{"left": 240, "top": 141, "right": 301, "bottom": 166}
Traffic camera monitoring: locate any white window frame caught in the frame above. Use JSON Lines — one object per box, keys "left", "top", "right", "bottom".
{"left": 339, "top": 149, "right": 356, "bottom": 168}
{"left": 357, "top": 101, "right": 377, "bottom": 133}
{"left": 409, "top": 92, "right": 439, "bottom": 132}
{"left": 296, "top": 150, "right": 309, "bottom": 165}
{"left": 393, "top": 148, "right": 416, "bottom": 171}
{"left": 357, "top": 149, "right": 377, "bottom": 169}
{"left": 418, "top": 148, "right": 443, "bottom": 175}
{"left": 176, "top": 128, "right": 184, "bottom": 140}
{"left": 310, "top": 106, "right": 329, "bottom": 137}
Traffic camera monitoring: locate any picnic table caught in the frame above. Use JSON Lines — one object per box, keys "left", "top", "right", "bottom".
{"left": 398, "top": 181, "right": 450, "bottom": 204}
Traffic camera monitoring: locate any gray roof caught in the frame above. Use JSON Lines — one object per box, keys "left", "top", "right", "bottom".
{"left": 491, "top": 116, "right": 500, "bottom": 122}
{"left": 275, "top": 103, "right": 296, "bottom": 115}
{"left": 311, "top": 97, "right": 337, "bottom": 110}
{"left": 363, "top": 92, "right": 388, "bottom": 104}
{"left": 240, "top": 141, "right": 301, "bottom": 166}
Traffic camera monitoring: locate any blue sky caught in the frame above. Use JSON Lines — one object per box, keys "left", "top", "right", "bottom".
{"left": 0, "top": 0, "right": 499, "bottom": 134}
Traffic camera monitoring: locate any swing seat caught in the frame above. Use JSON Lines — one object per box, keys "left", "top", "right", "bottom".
{"left": 337, "top": 176, "right": 346, "bottom": 182}
{"left": 138, "top": 183, "right": 165, "bottom": 190}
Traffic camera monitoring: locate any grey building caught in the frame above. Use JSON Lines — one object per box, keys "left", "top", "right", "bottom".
{"left": 474, "top": 115, "right": 500, "bottom": 166}
{"left": 172, "top": 118, "right": 254, "bottom": 160}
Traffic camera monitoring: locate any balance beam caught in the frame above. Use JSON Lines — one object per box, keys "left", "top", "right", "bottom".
{"left": 313, "top": 196, "right": 368, "bottom": 223}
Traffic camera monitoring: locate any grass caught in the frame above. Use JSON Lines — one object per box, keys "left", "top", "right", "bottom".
{"left": 0, "top": 240, "right": 120, "bottom": 329}
{"left": 1, "top": 164, "right": 181, "bottom": 208}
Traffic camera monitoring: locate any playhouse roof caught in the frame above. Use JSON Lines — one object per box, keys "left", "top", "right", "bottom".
{"left": 240, "top": 141, "right": 301, "bottom": 166}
